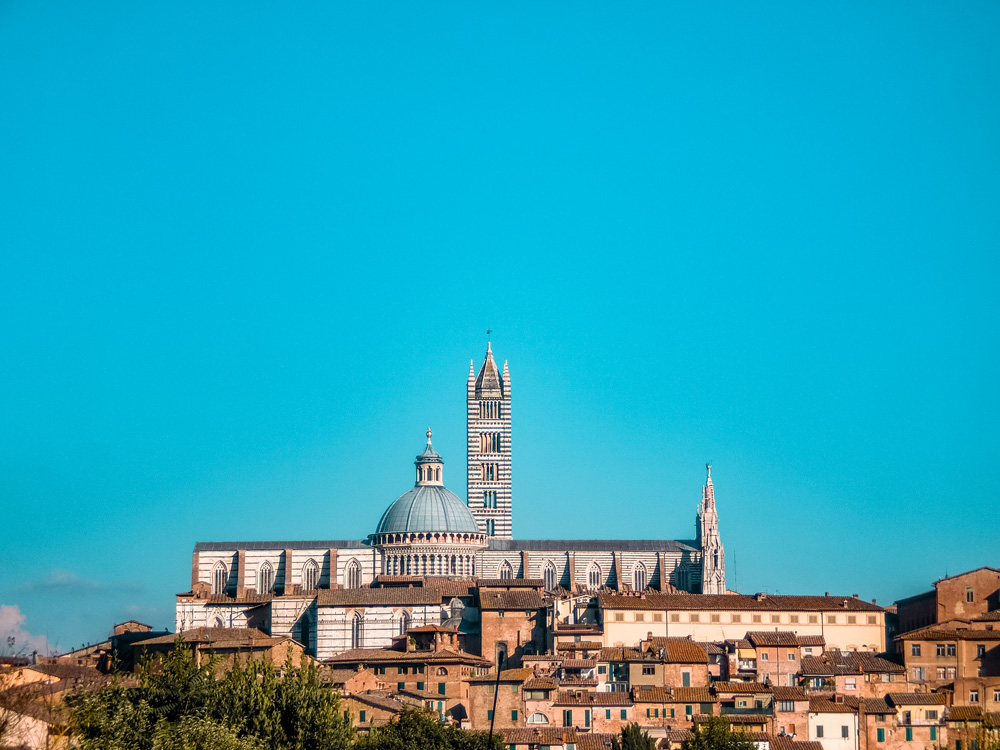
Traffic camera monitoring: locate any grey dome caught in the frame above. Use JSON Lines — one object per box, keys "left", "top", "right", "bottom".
{"left": 375, "top": 485, "right": 481, "bottom": 534}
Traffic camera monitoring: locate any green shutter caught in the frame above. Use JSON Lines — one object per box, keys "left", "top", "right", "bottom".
{"left": 877, "top": 728, "right": 885, "bottom": 743}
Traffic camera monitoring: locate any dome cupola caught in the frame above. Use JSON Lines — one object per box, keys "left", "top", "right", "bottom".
{"left": 370, "top": 431, "right": 487, "bottom": 577}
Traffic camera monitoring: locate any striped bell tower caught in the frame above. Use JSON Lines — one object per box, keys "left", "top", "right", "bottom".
{"left": 467, "top": 342, "right": 512, "bottom": 538}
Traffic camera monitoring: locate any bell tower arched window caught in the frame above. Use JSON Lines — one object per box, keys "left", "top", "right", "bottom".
{"left": 398, "top": 610, "right": 411, "bottom": 636}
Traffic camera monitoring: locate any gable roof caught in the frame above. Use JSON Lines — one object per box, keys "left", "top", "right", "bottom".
{"left": 316, "top": 587, "right": 443, "bottom": 607}
{"left": 480, "top": 589, "right": 545, "bottom": 610}
{"left": 746, "top": 631, "right": 801, "bottom": 647}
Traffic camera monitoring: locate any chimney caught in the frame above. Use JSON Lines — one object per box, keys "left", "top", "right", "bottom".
{"left": 834, "top": 695, "right": 845, "bottom": 704}
{"left": 853, "top": 594, "right": 859, "bottom": 599}
{"left": 825, "top": 592, "right": 830, "bottom": 597}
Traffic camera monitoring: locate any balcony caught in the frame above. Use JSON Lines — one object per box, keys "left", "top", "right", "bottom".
{"left": 738, "top": 660, "right": 758, "bottom": 671}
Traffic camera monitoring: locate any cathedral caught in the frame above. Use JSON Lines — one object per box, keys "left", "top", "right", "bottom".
{"left": 175, "top": 345, "right": 726, "bottom": 659}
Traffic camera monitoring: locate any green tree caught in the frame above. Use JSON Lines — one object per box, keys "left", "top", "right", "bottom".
{"left": 682, "top": 717, "right": 756, "bottom": 750}
{"left": 611, "top": 723, "right": 657, "bottom": 750}
{"left": 152, "top": 716, "right": 263, "bottom": 750}
{"left": 352, "top": 708, "right": 506, "bottom": 750}
{"left": 69, "top": 641, "right": 352, "bottom": 750}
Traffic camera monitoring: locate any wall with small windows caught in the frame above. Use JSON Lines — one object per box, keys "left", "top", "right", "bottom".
{"left": 599, "top": 595, "right": 886, "bottom": 651}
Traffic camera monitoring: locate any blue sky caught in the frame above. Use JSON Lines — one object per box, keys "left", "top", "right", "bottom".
{"left": 1, "top": 1, "right": 998, "bottom": 653}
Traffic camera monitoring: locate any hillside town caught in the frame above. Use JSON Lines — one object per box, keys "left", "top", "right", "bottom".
{"left": 2, "top": 349, "right": 998, "bottom": 749}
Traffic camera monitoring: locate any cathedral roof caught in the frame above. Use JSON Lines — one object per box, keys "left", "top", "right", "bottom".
{"left": 375, "top": 485, "right": 480, "bottom": 535}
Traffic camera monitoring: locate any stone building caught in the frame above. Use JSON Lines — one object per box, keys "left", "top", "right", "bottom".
{"left": 894, "top": 567, "right": 1000, "bottom": 635}
{"left": 176, "top": 345, "right": 726, "bottom": 659}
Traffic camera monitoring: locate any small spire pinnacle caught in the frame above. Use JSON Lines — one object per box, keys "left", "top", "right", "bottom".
{"left": 426, "top": 427, "right": 433, "bottom": 445}
{"left": 706, "top": 463, "right": 712, "bottom": 481}
{"left": 487, "top": 341, "right": 492, "bottom": 355}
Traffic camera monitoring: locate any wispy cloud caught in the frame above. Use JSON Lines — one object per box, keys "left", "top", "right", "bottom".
{"left": 0, "top": 605, "right": 52, "bottom": 656}
{"left": 16, "top": 569, "right": 143, "bottom": 595}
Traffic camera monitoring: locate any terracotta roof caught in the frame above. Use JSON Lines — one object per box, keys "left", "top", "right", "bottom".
{"left": 480, "top": 589, "right": 544, "bottom": 610}
{"left": 887, "top": 692, "right": 948, "bottom": 706}
{"left": 557, "top": 641, "right": 602, "bottom": 651}
{"left": 478, "top": 578, "right": 545, "bottom": 588}
{"left": 809, "top": 697, "right": 857, "bottom": 714}
{"left": 598, "top": 647, "right": 628, "bottom": 661}
{"left": 554, "top": 690, "right": 632, "bottom": 706}
{"left": 972, "top": 611, "right": 1000, "bottom": 622}
{"left": 561, "top": 659, "right": 598, "bottom": 669}
{"left": 694, "top": 714, "right": 767, "bottom": 725}
{"left": 646, "top": 637, "right": 710, "bottom": 663}
{"left": 132, "top": 627, "right": 282, "bottom": 647}
{"left": 498, "top": 727, "right": 578, "bottom": 746}
{"left": 559, "top": 678, "right": 598, "bottom": 688}
{"left": 947, "top": 706, "right": 986, "bottom": 721}
{"left": 631, "top": 686, "right": 672, "bottom": 703}
{"left": 798, "top": 635, "right": 826, "bottom": 646}
{"left": 326, "top": 647, "right": 487, "bottom": 665}
{"left": 899, "top": 626, "right": 1000, "bottom": 641}
{"left": 771, "top": 738, "right": 824, "bottom": 750}
{"left": 577, "top": 735, "right": 620, "bottom": 750}
{"left": 524, "top": 677, "right": 560, "bottom": 690}
{"left": 317, "top": 588, "right": 443, "bottom": 606}
{"left": 712, "top": 682, "right": 772, "bottom": 694}
{"left": 348, "top": 691, "right": 404, "bottom": 713}
{"left": 746, "top": 631, "right": 800, "bottom": 648}
{"left": 325, "top": 668, "right": 368, "bottom": 685}
{"left": 598, "top": 593, "right": 884, "bottom": 613}
{"left": 407, "top": 624, "right": 456, "bottom": 633}
{"left": 699, "top": 642, "right": 725, "bottom": 655}
{"left": 800, "top": 652, "right": 904, "bottom": 676}
{"left": 671, "top": 687, "right": 715, "bottom": 702}
{"left": 205, "top": 592, "right": 273, "bottom": 604}
{"left": 468, "top": 667, "right": 534, "bottom": 683}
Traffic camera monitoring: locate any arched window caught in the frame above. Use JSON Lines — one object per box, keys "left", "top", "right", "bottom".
{"left": 212, "top": 562, "right": 228, "bottom": 595}
{"left": 588, "top": 563, "right": 602, "bottom": 589}
{"left": 633, "top": 563, "right": 647, "bottom": 592}
{"left": 212, "top": 616, "right": 224, "bottom": 628}
{"left": 527, "top": 712, "right": 549, "bottom": 725}
{"left": 351, "top": 613, "right": 364, "bottom": 649}
{"left": 543, "top": 561, "right": 558, "bottom": 591}
{"left": 437, "top": 667, "right": 448, "bottom": 676}
{"left": 346, "top": 559, "right": 362, "bottom": 589}
{"left": 499, "top": 560, "right": 513, "bottom": 580}
{"left": 302, "top": 559, "right": 319, "bottom": 591}
{"left": 398, "top": 611, "right": 411, "bottom": 636}
{"left": 258, "top": 561, "right": 274, "bottom": 594}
